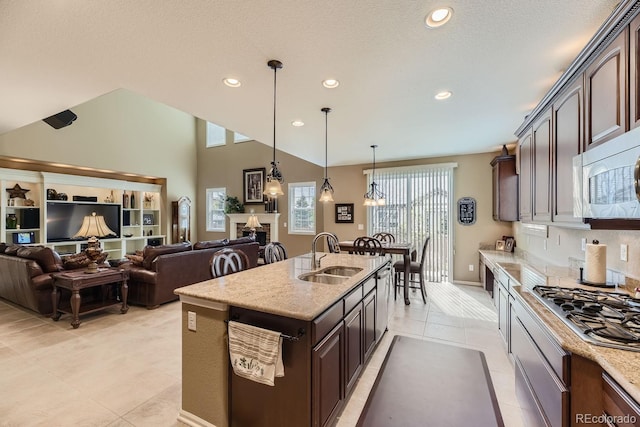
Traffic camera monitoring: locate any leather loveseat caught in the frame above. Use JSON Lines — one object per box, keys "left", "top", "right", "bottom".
{"left": 125, "top": 238, "right": 259, "bottom": 309}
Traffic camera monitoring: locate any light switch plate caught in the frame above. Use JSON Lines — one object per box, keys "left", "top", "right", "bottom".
{"left": 188, "top": 311, "right": 196, "bottom": 331}
{"left": 358, "top": 224, "right": 364, "bottom": 230}
{"left": 620, "top": 244, "right": 628, "bottom": 262}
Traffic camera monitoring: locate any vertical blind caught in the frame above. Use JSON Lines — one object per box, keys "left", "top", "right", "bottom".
{"left": 366, "top": 163, "right": 456, "bottom": 282}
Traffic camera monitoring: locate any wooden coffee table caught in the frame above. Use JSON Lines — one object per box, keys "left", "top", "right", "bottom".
{"left": 51, "top": 268, "right": 130, "bottom": 328}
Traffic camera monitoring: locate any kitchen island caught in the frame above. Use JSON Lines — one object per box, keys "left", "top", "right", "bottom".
{"left": 174, "top": 252, "right": 390, "bottom": 427}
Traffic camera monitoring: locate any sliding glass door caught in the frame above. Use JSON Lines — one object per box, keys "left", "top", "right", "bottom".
{"left": 367, "top": 164, "right": 455, "bottom": 282}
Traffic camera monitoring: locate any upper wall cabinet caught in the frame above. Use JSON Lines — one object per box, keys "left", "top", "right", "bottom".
{"left": 630, "top": 14, "right": 640, "bottom": 129}
{"left": 585, "top": 28, "right": 628, "bottom": 150}
{"left": 491, "top": 147, "right": 518, "bottom": 222}
{"left": 552, "top": 77, "right": 584, "bottom": 224}
{"left": 532, "top": 111, "right": 552, "bottom": 222}
{"left": 518, "top": 130, "right": 533, "bottom": 222}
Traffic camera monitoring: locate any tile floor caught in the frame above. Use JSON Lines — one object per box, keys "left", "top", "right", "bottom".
{"left": 0, "top": 281, "right": 526, "bottom": 426}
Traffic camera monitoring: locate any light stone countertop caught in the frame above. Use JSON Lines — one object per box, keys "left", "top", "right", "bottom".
{"left": 479, "top": 250, "right": 640, "bottom": 403}
{"left": 174, "top": 253, "right": 389, "bottom": 321}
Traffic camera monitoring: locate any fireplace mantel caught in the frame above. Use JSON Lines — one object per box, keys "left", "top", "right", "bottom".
{"left": 226, "top": 213, "right": 280, "bottom": 242}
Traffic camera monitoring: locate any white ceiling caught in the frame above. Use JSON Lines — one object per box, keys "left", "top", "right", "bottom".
{"left": 0, "top": 0, "right": 620, "bottom": 166}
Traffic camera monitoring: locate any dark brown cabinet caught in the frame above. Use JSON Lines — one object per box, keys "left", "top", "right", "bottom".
{"left": 363, "top": 290, "right": 377, "bottom": 360}
{"left": 344, "top": 303, "right": 363, "bottom": 396}
{"left": 312, "top": 322, "right": 345, "bottom": 427}
{"left": 630, "top": 14, "right": 640, "bottom": 130}
{"left": 491, "top": 146, "right": 518, "bottom": 222}
{"left": 519, "top": 130, "right": 533, "bottom": 222}
{"left": 585, "top": 27, "right": 628, "bottom": 150}
{"left": 532, "top": 111, "right": 552, "bottom": 222}
{"left": 553, "top": 79, "right": 584, "bottom": 224}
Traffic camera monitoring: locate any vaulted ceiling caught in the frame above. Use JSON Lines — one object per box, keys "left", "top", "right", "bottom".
{"left": 0, "top": 1, "right": 620, "bottom": 166}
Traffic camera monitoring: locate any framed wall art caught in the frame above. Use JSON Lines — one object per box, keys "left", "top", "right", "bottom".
{"left": 243, "top": 168, "right": 266, "bottom": 204}
{"left": 335, "top": 203, "right": 354, "bottom": 223}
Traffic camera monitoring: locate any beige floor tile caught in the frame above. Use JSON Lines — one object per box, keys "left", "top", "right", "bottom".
{"left": 0, "top": 280, "right": 527, "bottom": 427}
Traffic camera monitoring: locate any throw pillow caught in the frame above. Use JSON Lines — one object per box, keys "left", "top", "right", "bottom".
{"left": 227, "top": 237, "right": 254, "bottom": 245}
{"left": 17, "top": 246, "right": 62, "bottom": 273}
{"left": 4, "top": 244, "right": 20, "bottom": 256}
{"left": 125, "top": 251, "right": 144, "bottom": 266}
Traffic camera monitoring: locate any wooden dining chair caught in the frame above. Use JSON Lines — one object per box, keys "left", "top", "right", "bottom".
{"left": 210, "top": 248, "right": 250, "bottom": 278}
{"left": 373, "top": 232, "right": 395, "bottom": 244}
{"left": 352, "top": 236, "right": 383, "bottom": 255}
{"left": 393, "top": 236, "right": 430, "bottom": 303}
{"left": 263, "top": 241, "right": 288, "bottom": 264}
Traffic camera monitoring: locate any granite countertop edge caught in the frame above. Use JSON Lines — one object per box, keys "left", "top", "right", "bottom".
{"left": 479, "top": 250, "right": 640, "bottom": 403}
{"left": 175, "top": 252, "right": 389, "bottom": 321}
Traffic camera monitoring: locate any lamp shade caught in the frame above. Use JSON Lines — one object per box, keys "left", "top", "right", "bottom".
{"left": 244, "top": 214, "right": 262, "bottom": 229}
{"left": 264, "top": 179, "right": 284, "bottom": 197}
{"left": 73, "top": 212, "right": 116, "bottom": 238}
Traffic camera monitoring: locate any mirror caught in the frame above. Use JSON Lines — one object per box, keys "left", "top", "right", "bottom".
{"left": 172, "top": 196, "right": 191, "bottom": 243}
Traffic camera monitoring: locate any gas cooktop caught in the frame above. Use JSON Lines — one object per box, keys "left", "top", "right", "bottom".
{"left": 531, "top": 285, "right": 640, "bottom": 352}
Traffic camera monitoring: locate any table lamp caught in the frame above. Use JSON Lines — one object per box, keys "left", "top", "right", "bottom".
{"left": 73, "top": 212, "right": 116, "bottom": 273}
{"left": 244, "top": 211, "right": 262, "bottom": 240}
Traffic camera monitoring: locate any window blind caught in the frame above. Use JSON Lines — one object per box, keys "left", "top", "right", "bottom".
{"left": 366, "top": 164, "right": 455, "bottom": 282}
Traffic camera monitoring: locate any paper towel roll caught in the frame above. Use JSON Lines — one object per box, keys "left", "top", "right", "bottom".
{"left": 585, "top": 242, "right": 606, "bottom": 285}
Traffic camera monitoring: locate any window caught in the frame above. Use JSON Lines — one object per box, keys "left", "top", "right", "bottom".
{"left": 366, "top": 164, "right": 456, "bottom": 282}
{"left": 206, "top": 187, "right": 226, "bottom": 231}
{"left": 288, "top": 182, "right": 316, "bottom": 234}
{"left": 206, "top": 122, "right": 226, "bottom": 147}
{"left": 233, "top": 132, "right": 251, "bottom": 143}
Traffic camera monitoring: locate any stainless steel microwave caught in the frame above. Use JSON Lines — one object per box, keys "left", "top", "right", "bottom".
{"left": 573, "top": 127, "right": 640, "bottom": 219}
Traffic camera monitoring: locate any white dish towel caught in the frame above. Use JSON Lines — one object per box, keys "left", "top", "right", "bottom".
{"left": 228, "top": 320, "right": 284, "bottom": 386}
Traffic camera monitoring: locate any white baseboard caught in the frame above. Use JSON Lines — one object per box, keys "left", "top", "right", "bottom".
{"left": 453, "top": 280, "right": 482, "bottom": 287}
{"left": 177, "top": 409, "right": 218, "bottom": 427}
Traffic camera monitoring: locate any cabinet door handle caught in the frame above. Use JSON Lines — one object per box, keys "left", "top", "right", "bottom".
{"left": 635, "top": 155, "right": 640, "bottom": 202}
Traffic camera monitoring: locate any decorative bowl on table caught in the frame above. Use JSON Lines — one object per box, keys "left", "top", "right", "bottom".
{"left": 123, "top": 233, "right": 133, "bottom": 238}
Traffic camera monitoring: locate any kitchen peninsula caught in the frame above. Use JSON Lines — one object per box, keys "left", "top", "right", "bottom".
{"left": 174, "top": 252, "right": 390, "bottom": 427}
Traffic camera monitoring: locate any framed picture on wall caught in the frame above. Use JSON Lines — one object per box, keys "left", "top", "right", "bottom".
{"left": 335, "top": 203, "right": 354, "bottom": 223}
{"left": 243, "top": 168, "right": 266, "bottom": 204}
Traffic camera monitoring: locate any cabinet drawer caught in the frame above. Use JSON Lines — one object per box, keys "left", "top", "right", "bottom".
{"left": 512, "top": 316, "right": 569, "bottom": 427}
{"left": 344, "top": 284, "right": 363, "bottom": 314}
{"left": 497, "top": 268, "right": 510, "bottom": 289}
{"left": 363, "top": 276, "right": 376, "bottom": 296}
{"left": 513, "top": 297, "right": 569, "bottom": 381}
{"left": 313, "top": 301, "right": 344, "bottom": 346}
{"left": 603, "top": 373, "right": 640, "bottom": 426}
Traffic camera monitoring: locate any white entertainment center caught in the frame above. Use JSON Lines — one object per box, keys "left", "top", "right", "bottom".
{"left": 1, "top": 168, "right": 165, "bottom": 259}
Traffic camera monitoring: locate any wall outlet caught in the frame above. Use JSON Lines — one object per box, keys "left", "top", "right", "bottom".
{"left": 468, "top": 264, "right": 474, "bottom": 272}
{"left": 283, "top": 222, "right": 287, "bottom": 228}
{"left": 620, "top": 244, "right": 628, "bottom": 262}
{"left": 581, "top": 238, "right": 587, "bottom": 251}
{"left": 188, "top": 311, "right": 197, "bottom": 331}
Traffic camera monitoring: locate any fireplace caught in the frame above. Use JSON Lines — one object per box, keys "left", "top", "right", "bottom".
{"left": 227, "top": 213, "right": 280, "bottom": 244}
{"left": 242, "top": 231, "right": 267, "bottom": 246}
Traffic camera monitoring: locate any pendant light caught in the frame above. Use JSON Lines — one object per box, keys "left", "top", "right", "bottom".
{"left": 263, "top": 59, "right": 285, "bottom": 197}
{"left": 319, "top": 107, "right": 334, "bottom": 202}
{"left": 363, "top": 145, "right": 386, "bottom": 206}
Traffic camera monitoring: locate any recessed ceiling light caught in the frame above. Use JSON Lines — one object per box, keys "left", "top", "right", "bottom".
{"left": 222, "top": 78, "right": 241, "bottom": 87}
{"left": 322, "top": 79, "right": 340, "bottom": 89}
{"left": 425, "top": 7, "right": 453, "bottom": 28}
{"left": 291, "top": 120, "right": 305, "bottom": 127}
{"left": 435, "top": 91, "right": 452, "bottom": 100}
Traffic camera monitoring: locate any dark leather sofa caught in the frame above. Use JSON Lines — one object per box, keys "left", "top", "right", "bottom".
{"left": 125, "top": 238, "right": 259, "bottom": 309}
{"left": 0, "top": 243, "right": 67, "bottom": 315}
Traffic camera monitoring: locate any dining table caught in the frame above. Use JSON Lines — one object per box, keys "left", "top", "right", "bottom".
{"left": 338, "top": 240, "right": 415, "bottom": 305}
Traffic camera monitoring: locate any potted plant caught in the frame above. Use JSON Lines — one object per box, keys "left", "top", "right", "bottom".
{"left": 225, "top": 196, "right": 244, "bottom": 213}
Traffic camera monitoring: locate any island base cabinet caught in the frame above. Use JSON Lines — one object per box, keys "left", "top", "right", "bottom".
{"left": 229, "top": 307, "right": 312, "bottom": 427}
{"left": 313, "top": 322, "right": 345, "bottom": 427}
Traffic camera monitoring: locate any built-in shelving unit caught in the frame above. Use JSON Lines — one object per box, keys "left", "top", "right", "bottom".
{"left": 1, "top": 168, "right": 165, "bottom": 259}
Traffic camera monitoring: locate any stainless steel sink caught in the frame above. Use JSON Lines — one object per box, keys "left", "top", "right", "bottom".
{"left": 320, "top": 266, "right": 363, "bottom": 277}
{"left": 298, "top": 273, "right": 348, "bottom": 284}
{"left": 297, "top": 266, "right": 363, "bottom": 284}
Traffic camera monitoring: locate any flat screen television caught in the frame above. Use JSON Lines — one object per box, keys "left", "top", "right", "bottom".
{"left": 46, "top": 202, "right": 120, "bottom": 242}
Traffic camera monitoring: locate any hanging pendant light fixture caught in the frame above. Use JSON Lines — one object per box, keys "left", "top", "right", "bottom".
{"left": 363, "top": 144, "right": 386, "bottom": 206}
{"left": 319, "top": 107, "right": 334, "bottom": 203}
{"left": 263, "top": 59, "right": 285, "bottom": 197}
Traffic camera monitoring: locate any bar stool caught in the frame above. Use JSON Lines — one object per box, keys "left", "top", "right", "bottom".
{"left": 210, "top": 248, "right": 250, "bottom": 278}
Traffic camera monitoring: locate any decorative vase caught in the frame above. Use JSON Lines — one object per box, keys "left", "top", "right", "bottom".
{"left": 123, "top": 191, "right": 130, "bottom": 209}
{"left": 6, "top": 214, "right": 17, "bottom": 229}
{"left": 130, "top": 192, "right": 135, "bottom": 209}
